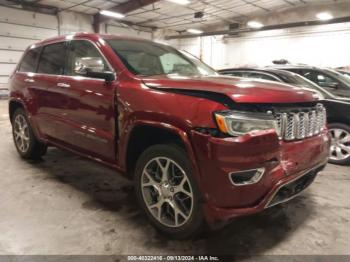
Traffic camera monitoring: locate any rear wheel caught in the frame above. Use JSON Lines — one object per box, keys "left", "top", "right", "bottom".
{"left": 12, "top": 108, "right": 47, "bottom": 160}
{"left": 134, "top": 144, "right": 204, "bottom": 239}
{"left": 329, "top": 123, "right": 350, "bottom": 165}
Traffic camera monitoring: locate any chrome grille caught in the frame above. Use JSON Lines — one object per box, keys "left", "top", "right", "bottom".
{"left": 275, "top": 104, "right": 326, "bottom": 141}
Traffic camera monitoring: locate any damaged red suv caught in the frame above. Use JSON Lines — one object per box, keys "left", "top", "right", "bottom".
{"left": 9, "top": 33, "right": 330, "bottom": 239}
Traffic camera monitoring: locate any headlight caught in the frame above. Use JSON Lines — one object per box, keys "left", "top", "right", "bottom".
{"left": 214, "top": 111, "right": 279, "bottom": 136}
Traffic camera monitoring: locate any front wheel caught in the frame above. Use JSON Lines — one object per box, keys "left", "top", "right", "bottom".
{"left": 329, "top": 123, "right": 350, "bottom": 165}
{"left": 134, "top": 144, "right": 204, "bottom": 239}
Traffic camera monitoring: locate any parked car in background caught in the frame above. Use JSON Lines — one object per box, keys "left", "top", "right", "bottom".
{"left": 219, "top": 67, "right": 350, "bottom": 165}
{"left": 8, "top": 33, "right": 330, "bottom": 238}
{"left": 218, "top": 68, "right": 325, "bottom": 96}
{"left": 274, "top": 66, "right": 350, "bottom": 165}
{"left": 274, "top": 66, "right": 350, "bottom": 98}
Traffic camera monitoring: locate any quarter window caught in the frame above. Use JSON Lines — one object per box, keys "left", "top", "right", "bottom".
{"left": 37, "top": 42, "right": 66, "bottom": 75}
{"left": 18, "top": 48, "right": 41, "bottom": 73}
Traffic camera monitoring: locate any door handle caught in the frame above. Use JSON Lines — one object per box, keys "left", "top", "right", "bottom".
{"left": 24, "top": 78, "right": 34, "bottom": 83}
{"left": 57, "top": 82, "right": 70, "bottom": 88}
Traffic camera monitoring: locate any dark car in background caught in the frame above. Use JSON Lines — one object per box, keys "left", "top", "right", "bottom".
{"left": 218, "top": 68, "right": 324, "bottom": 94}
{"left": 219, "top": 67, "right": 350, "bottom": 165}
{"left": 275, "top": 66, "right": 350, "bottom": 98}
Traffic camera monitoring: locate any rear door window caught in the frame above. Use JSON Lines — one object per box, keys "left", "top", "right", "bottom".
{"left": 37, "top": 42, "right": 66, "bottom": 75}
{"left": 18, "top": 47, "right": 41, "bottom": 73}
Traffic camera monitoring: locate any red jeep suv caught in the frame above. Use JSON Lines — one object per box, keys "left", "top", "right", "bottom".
{"left": 9, "top": 33, "right": 330, "bottom": 239}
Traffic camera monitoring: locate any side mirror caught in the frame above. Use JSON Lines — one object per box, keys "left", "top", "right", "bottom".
{"left": 74, "top": 57, "right": 115, "bottom": 81}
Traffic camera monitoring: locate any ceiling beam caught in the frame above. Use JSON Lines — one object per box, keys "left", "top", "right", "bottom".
{"left": 165, "top": 16, "right": 350, "bottom": 39}
{"left": 0, "top": 0, "right": 58, "bottom": 15}
{"left": 93, "top": 0, "right": 161, "bottom": 32}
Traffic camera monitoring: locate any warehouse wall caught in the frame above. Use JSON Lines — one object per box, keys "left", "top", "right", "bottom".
{"left": 0, "top": 6, "right": 154, "bottom": 94}
{"left": 106, "top": 24, "right": 152, "bottom": 39}
{"left": 0, "top": 6, "right": 58, "bottom": 90}
{"left": 58, "top": 11, "right": 93, "bottom": 35}
{"left": 174, "top": 22, "right": 350, "bottom": 70}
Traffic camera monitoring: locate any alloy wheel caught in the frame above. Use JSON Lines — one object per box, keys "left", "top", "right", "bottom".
{"left": 13, "top": 114, "right": 30, "bottom": 153}
{"left": 141, "top": 157, "right": 193, "bottom": 228}
{"left": 329, "top": 128, "right": 350, "bottom": 161}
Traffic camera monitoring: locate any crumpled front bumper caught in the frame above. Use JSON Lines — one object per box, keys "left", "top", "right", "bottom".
{"left": 191, "top": 129, "right": 330, "bottom": 224}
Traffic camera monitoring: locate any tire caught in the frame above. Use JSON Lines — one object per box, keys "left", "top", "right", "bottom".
{"left": 134, "top": 144, "right": 204, "bottom": 239}
{"left": 12, "top": 108, "right": 47, "bottom": 160}
{"left": 328, "top": 123, "right": 350, "bottom": 165}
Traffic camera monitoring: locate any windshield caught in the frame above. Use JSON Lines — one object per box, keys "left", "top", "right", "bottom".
{"left": 321, "top": 69, "right": 350, "bottom": 98}
{"left": 325, "top": 69, "right": 350, "bottom": 86}
{"left": 269, "top": 69, "right": 329, "bottom": 98}
{"left": 106, "top": 39, "right": 217, "bottom": 77}
{"left": 273, "top": 70, "right": 319, "bottom": 89}
{"left": 337, "top": 70, "right": 350, "bottom": 78}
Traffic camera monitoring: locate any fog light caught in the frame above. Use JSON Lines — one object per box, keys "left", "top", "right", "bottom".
{"left": 229, "top": 168, "right": 265, "bottom": 186}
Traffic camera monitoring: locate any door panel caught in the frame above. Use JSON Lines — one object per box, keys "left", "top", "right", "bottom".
{"left": 34, "top": 42, "right": 68, "bottom": 141}
{"left": 55, "top": 40, "right": 116, "bottom": 161}
{"left": 34, "top": 74, "right": 69, "bottom": 141}
{"left": 56, "top": 75, "right": 116, "bottom": 160}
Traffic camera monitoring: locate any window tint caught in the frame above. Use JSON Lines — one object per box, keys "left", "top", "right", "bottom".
{"left": 298, "top": 70, "right": 314, "bottom": 81}
{"left": 18, "top": 47, "right": 41, "bottom": 72}
{"left": 314, "top": 73, "right": 339, "bottom": 87}
{"left": 66, "top": 40, "right": 108, "bottom": 76}
{"left": 37, "top": 42, "right": 66, "bottom": 75}
{"left": 301, "top": 70, "right": 340, "bottom": 88}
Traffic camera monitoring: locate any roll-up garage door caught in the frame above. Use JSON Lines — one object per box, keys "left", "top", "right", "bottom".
{"left": 0, "top": 6, "right": 58, "bottom": 97}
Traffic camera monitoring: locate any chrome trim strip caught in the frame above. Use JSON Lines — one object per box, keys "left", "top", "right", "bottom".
{"left": 265, "top": 161, "right": 327, "bottom": 208}
{"left": 228, "top": 168, "right": 265, "bottom": 186}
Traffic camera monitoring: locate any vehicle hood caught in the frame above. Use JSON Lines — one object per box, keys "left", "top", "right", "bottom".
{"left": 141, "top": 75, "right": 319, "bottom": 104}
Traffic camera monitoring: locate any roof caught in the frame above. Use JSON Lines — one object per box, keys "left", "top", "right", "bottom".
{"left": 29, "top": 32, "right": 154, "bottom": 48}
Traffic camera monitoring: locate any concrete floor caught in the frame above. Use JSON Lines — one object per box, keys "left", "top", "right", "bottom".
{"left": 0, "top": 99, "right": 349, "bottom": 256}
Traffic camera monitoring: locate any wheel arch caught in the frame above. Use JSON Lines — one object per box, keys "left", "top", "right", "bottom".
{"left": 327, "top": 116, "right": 350, "bottom": 127}
{"left": 124, "top": 122, "right": 200, "bottom": 181}
{"left": 9, "top": 99, "right": 26, "bottom": 123}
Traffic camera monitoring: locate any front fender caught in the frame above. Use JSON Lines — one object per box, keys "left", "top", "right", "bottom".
{"left": 118, "top": 118, "right": 203, "bottom": 188}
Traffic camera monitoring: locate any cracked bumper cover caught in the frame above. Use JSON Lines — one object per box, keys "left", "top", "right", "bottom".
{"left": 191, "top": 129, "right": 330, "bottom": 224}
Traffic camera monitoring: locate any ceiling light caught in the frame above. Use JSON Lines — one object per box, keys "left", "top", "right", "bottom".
{"left": 100, "top": 10, "right": 125, "bottom": 19}
{"left": 247, "top": 21, "right": 264, "bottom": 29}
{"left": 316, "top": 12, "right": 333, "bottom": 21}
{"left": 166, "top": 0, "right": 190, "bottom": 5}
{"left": 187, "top": 29, "right": 203, "bottom": 34}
